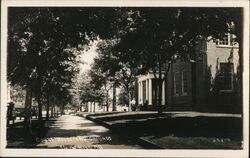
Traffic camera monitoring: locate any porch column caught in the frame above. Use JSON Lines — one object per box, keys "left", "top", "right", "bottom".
{"left": 88, "top": 102, "right": 91, "bottom": 112}
{"left": 138, "top": 81, "right": 141, "bottom": 104}
{"left": 146, "top": 79, "right": 149, "bottom": 102}
{"left": 140, "top": 81, "right": 143, "bottom": 104}
{"left": 149, "top": 79, "right": 152, "bottom": 105}
{"left": 162, "top": 81, "right": 165, "bottom": 105}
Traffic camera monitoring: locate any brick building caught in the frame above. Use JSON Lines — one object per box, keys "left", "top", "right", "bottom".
{"left": 136, "top": 34, "right": 240, "bottom": 113}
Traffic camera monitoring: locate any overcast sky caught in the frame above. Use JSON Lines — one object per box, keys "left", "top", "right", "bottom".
{"left": 79, "top": 40, "right": 98, "bottom": 75}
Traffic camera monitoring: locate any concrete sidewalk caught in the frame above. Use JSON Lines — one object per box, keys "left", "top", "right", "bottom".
{"left": 37, "top": 114, "right": 143, "bottom": 149}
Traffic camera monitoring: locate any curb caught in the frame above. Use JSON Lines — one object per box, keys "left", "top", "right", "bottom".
{"left": 85, "top": 115, "right": 163, "bottom": 149}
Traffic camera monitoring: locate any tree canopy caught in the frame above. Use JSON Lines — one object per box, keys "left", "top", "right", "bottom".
{"left": 8, "top": 7, "right": 243, "bottom": 116}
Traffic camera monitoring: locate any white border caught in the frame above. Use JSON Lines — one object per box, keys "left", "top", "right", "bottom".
{"left": 1, "top": 0, "right": 249, "bottom": 157}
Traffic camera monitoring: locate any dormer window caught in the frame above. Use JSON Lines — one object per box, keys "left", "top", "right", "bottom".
{"left": 216, "top": 34, "right": 232, "bottom": 47}
{"left": 219, "top": 35, "right": 230, "bottom": 45}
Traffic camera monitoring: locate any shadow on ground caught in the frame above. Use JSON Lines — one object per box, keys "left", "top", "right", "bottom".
{"left": 7, "top": 119, "right": 56, "bottom": 148}
{"left": 86, "top": 112, "right": 243, "bottom": 149}
{"left": 112, "top": 117, "right": 242, "bottom": 140}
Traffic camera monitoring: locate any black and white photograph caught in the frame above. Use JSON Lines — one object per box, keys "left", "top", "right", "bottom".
{"left": 0, "top": 0, "right": 249, "bottom": 157}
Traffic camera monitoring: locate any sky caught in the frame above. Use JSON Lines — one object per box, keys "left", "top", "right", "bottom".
{"left": 79, "top": 40, "right": 98, "bottom": 75}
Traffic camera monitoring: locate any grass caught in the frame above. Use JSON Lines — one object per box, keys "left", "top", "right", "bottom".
{"left": 87, "top": 112, "right": 243, "bottom": 149}
{"left": 141, "top": 136, "right": 242, "bottom": 149}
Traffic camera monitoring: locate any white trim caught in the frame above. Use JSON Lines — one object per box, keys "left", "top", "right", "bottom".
{"left": 217, "top": 34, "right": 231, "bottom": 47}
{"left": 216, "top": 45, "right": 239, "bottom": 48}
{"left": 216, "top": 33, "right": 239, "bottom": 48}
{"left": 137, "top": 73, "right": 155, "bottom": 82}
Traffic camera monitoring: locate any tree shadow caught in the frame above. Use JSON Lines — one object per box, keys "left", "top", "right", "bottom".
{"left": 7, "top": 119, "right": 53, "bottom": 148}
{"left": 106, "top": 116, "right": 242, "bottom": 141}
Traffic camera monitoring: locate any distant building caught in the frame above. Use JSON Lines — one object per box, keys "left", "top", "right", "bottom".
{"left": 136, "top": 34, "right": 240, "bottom": 113}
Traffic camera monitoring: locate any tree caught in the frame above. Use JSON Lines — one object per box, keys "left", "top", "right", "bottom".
{"left": 109, "top": 8, "right": 193, "bottom": 114}
{"left": 95, "top": 39, "right": 139, "bottom": 112}
{"left": 9, "top": 84, "right": 26, "bottom": 105}
{"left": 117, "top": 87, "right": 129, "bottom": 107}
{"left": 108, "top": 8, "right": 243, "bottom": 115}
{"left": 78, "top": 73, "right": 105, "bottom": 112}
{"left": 7, "top": 7, "right": 126, "bottom": 120}
{"left": 8, "top": 8, "right": 85, "bottom": 127}
{"left": 88, "top": 62, "right": 115, "bottom": 112}
{"left": 8, "top": 7, "right": 243, "bottom": 118}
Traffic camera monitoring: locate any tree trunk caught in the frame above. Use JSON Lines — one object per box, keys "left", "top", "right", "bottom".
{"left": 37, "top": 96, "right": 43, "bottom": 126}
{"left": 157, "top": 78, "right": 164, "bottom": 115}
{"left": 23, "top": 87, "right": 32, "bottom": 142}
{"left": 90, "top": 102, "right": 92, "bottom": 112}
{"left": 53, "top": 105, "right": 56, "bottom": 117}
{"left": 154, "top": 81, "right": 158, "bottom": 107}
{"left": 93, "top": 101, "right": 96, "bottom": 113}
{"left": 106, "top": 91, "right": 109, "bottom": 112}
{"left": 51, "top": 105, "right": 53, "bottom": 118}
{"left": 56, "top": 106, "right": 59, "bottom": 117}
{"left": 112, "top": 86, "right": 116, "bottom": 111}
{"left": 85, "top": 103, "right": 88, "bottom": 112}
{"left": 46, "top": 92, "right": 50, "bottom": 120}
{"left": 61, "top": 104, "right": 65, "bottom": 115}
{"left": 92, "top": 102, "right": 93, "bottom": 112}
{"left": 52, "top": 104, "right": 55, "bottom": 117}
{"left": 128, "top": 92, "right": 131, "bottom": 112}
{"left": 54, "top": 105, "right": 56, "bottom": 117}
{"left": 52, "top": 104, "right": 55, "bottom": 118}
{"left": 125, "top": 86, "right": 131, "bottom": 112}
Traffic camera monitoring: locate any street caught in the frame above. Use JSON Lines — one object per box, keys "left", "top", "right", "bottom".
{"left": 36, "top": 114, "right": 142, "bottom": 149}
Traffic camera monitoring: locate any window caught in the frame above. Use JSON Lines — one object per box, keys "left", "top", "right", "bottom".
{"left": 174, "top": 72, "right": 180, "bottom": 96}
{"left": 181, "top": 71, "right": 188, "bottom": 95}
{"left": 218, "top": 36, "right": 229, "bottom": 45}
{"left": 217, "top": 34, "right": 233, "bottom": 47}
{"left": 174, "top": 71, "right": 188, "bottom": 96}
{"left": 217, "top": 63, "right": 233, "bottom": 91}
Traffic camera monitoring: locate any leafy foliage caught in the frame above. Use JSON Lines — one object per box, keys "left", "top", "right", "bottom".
{"left": 8, "top": 7, "right": 242, "bottom": 116}
{"left": 78, "top": 73, "right": 105, "bottom": 106}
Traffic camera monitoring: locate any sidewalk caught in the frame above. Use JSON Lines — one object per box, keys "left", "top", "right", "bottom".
{"left": 36, "top": 114, "right": 143, "bottom": 149}
{"left": 86, "top": 111, "right": 243, "bottom": 149}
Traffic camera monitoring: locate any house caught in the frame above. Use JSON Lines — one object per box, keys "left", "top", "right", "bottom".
{"left": 136, "top": 34, "right": 240, "bottom": 113}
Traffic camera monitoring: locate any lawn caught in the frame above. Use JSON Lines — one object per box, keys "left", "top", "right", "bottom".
{"left": 86, "top": 111, "right": 243, "bottom": 149}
